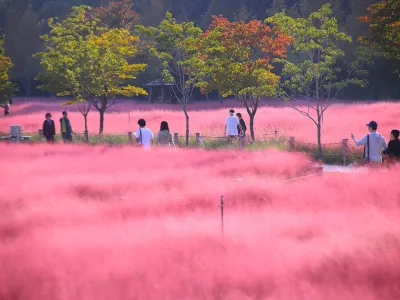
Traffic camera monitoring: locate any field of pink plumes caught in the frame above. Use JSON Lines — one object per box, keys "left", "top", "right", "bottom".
{"left": 1, "top": 98, "right": 399, "bottom": 143}
{"left": 1, "top": 143, "right": 400, "bottom": 299}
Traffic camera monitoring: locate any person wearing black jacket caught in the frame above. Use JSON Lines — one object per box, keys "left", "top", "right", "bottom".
{"left": 43, "top": 113, "right": 56, "bottom": 143}
{"left": 385, "top": 129, "right": 400, "bottom": 163}
{"left": 236, "top": 113, "right": 247, "bottom": 137}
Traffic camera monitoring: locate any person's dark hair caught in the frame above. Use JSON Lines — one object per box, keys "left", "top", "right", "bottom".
{"left": 229, "top": 109, "right": 235, "bottom": 115}
{"left": 391, "top": 129, "right": 400, "bottom": 140}
{"left": 160, "top": 121, "right": 169, "bottom": 132}
{"left": 236, "top": 113, "right": 242, "bottom": 118}
{"left": 62, "top": 111, "right": 68, "bottom": 115}
{"left": 138, "top": 119, "right": 146, "bottom": 127}
{"left": 45, "top": 113, "right": 52, "bottom": 118}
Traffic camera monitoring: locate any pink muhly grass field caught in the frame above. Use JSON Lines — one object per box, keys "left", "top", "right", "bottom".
{"left": 1, "top": 143, "right": 400, "bottom": 299}
{"left": 1, "top": 98, "right": 399, "bottom": 143}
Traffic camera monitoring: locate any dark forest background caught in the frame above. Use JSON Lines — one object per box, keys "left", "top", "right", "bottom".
{"left": 0, "top": 0, "right": 399, "bottom": 100}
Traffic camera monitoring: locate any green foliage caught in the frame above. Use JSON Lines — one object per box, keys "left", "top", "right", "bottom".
{"left": 35, "top": 5, "right": 147, "bottom": 133}
{"left": 267, "top": 4, "right": 369, "bottom": 155}
{"left": 195, "top": 16, "right": 291, "bottom": 139}
{"left": 136, "top": 12, "right": 202, "bottom": 146}
{"left": 0, "top": 36, "right": 14, "bottom": 104}
{"left": 359, "top": 0, "right": 400, "bottom": 75}
{"left": 137, "top": 12, "right": 202, "bottom": 103}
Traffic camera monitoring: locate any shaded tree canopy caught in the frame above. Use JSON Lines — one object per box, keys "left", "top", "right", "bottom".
{"left": 0, "top": 0, "right": 399, "bottom": 99}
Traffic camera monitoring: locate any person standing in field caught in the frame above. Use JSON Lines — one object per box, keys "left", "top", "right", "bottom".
{"left": 156, "top": 121, "right": 174, "bottom": 147}
{"left": 225, "top": 109, "right": 242, "bottom": 141}
{"left": 236, "top": 113, "right": 247, "bottom": 137}
{"left": 135, "top": 119, "right": 154, "bottom": 150}
{"left": 60, "top": 111, "right": 73, "bottom": 143}
{"left": 0, "top": 101, "right": 10, "bottom": 116}
{"left": 351, "top": 120, "right": 387, "bottom": 164}
{"left": 43, "top": 113, "right": 56, "bottom": 143}
{"left": 384, "top": 129, "right": 400, "bottom": 164}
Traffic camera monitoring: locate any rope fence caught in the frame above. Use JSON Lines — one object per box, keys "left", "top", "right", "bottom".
{"left": 0, "top": 127, "right": 364, "bottom": 165}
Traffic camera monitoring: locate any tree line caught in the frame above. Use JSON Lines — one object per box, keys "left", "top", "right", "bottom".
{"left": 0, "top": 0, "right": 399, "bottom": 99}
{"left": 0, "top": 0, "right": 399, "bottom": 154}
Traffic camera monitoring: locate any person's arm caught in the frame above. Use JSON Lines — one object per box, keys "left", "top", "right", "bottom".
{"left": 381, "top": 136, "right": 388, "bottom": 152}
{"left": 134, "top": 130, "right": 140, "bottom": 144}
{"left": 150, "top": 131, "right": 154, "bottom": 146}
{"left": 224, "top": 124, "right": 227, "bottom": 136}
{"left": 43, "top": 121, "right": 47, "bottom": 136}
{"left": 351, "top": 133, "right": 368, "bottom": 146}
{"left": 155, "top": 132, "right": 160, "bottom": 145}
{"left": 170, "top": 132, "right": 175, "bottom": 145}
{"left": 69, "top": 120, "right": 74, "bottom": 134}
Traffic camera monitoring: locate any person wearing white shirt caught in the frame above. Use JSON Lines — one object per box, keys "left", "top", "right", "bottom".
{"left": 135, "top": 119, "right": 154, "bottom": 150}
{"left": 225, "top": 109, "right": 242, "bottom": 140}
{"left": 351, "top": 120, "right": 387, "bottom": 163}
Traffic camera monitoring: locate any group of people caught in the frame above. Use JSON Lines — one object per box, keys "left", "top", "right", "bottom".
{"left": 351, "top": 120, "right": 400, "bottom": 165}
{"left": 41, "top": 111, "right": 400, "bottom": 165}
{"left": 133, "top": 119, "right": 175, "bottom": 150}
{"left": 42, "top": 111, "right": 175, "bottom": 148}
{"left": 225, "top": 109, "right": 247, "bottom": 139}
{"left": 42, "top": 111, "right": 73, "bottom": 143}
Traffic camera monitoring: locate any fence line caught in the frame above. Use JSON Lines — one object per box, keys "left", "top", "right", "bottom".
{"left": 1, "top": 128, "right": 364, "bottom": 165}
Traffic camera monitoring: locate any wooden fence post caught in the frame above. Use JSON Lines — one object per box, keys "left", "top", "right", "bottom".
{"left": 239, "top": 135, "right": 245, "bottom": 150}
{"left": 289, "top": 137, "right": 295, "bottom": 152}
{"left": 38, "top": 129, "right": 44, "bottom": 142}
{"left": 174, "top": 133, "right": 179, "bottom": 146}
{"left": 316, "top": 166, "right": 324, "bottom": 176}
{"left": 196, "top": 133, "right": 201, "bottom": 147}
{"left": 342, "top": 138, "right": 349, "bottom": 166}
{"left": 128, "top": 132, "right": 133, "bottom": 144}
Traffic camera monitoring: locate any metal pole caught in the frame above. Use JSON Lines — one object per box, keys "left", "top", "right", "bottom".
{"left": 221, "top": 195, "right": 224, "bottom": 238}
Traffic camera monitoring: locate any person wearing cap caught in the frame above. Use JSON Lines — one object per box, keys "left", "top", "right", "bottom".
{"left": 225, "top": 109, "right": 242, "bottom": 141}
{"left": 350, "top": 121, "right": 387, "bottom": 163}
{"left": 60, "top": 111, "right": 73, "bottom": 143}
{"left": 43, "top": 113, "right": 56, "bottom": 143}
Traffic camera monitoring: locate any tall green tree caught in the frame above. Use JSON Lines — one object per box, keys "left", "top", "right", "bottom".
{"left": 2, "top": 1, "right": 43, "bottom": 97}
{"left": 137, "top": 12, "right": 202, "bottom": 146}
{"left": 0, "top": 36, "right": 14, "bottom": 104}
{"left": 196, "top": 16, "right": 291, "bottom": 140}
{"left": 267, "top": 4, "right": 368, "bottom": 156}
{"left": 359, "top": 0, "right": 400, "bottom": 75}
{"left": 36, "top": 6, "right": 147, "bottom": 134}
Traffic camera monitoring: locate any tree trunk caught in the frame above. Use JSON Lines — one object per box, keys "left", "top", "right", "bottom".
{"left": 218, "top": 90, "right": 223, "bottom": 105}
{"left": 99, "top": 109, "right": 105, "bottom": 135}
{"left": 84, "top": 114, "right": 88, "bottom": 133}
{"left": 317, "top": 106, "right": 322, "bottom": 158}
{"left": 249, "top": 113, "right": 255, "bottom": 141}
{"left": 184, "top": 108, "right": 189, "bottom": 147}
{"left": 99, "top": 96, "right": 107, "bottom": 135}
{"left": 317, "top": 123, "right": 322, "bottom": 158}
{"left": 84, "top": 114, "right": 89, "bottom": 142}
